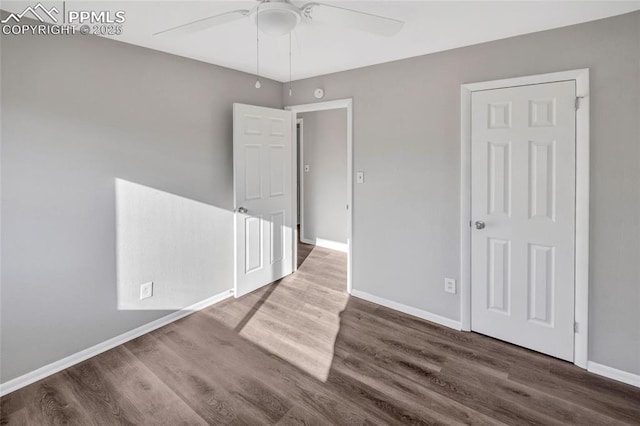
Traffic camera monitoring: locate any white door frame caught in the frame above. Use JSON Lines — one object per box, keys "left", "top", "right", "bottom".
{"left": 296, "top": 118, "right": 304, "bottom": 233}
{"left": 285, "top": 98, "right": 353, "bottom": 294}
{"left": 460, "top": 69, "right": 590, "bottom": 368}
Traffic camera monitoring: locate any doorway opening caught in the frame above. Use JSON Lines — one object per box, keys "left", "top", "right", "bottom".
{"left": 286, "top": 99, "right": 353, "bottom": 294}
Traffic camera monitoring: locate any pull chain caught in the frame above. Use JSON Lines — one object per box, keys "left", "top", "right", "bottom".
{"left": 288, "top": 33, "right": 292, "bottom": 96}
{"left": 255, "top": 5, "right": 261, "bottom": 89}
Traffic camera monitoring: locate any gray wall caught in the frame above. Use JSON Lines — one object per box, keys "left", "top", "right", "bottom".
{"left": 0, "top": 26, "right": 282, "bottom": 382}
{"left": 2, "top": 10, "right": 638, "bottom": 384}
{"left": 299, "top": 110, "right": 347, "bottom": 245}
{"left": 285, "top": 11, "right": 640, "bottom": 374}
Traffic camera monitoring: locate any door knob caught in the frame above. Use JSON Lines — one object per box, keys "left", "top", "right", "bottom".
{"left": 237, "top": 207, "right": 248, "bottom": 214}
{"left": 474, "top": 221, "right": 485, "bottom": 230}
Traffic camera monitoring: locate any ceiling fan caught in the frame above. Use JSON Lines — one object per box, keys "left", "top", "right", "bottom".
{"left": 154, "top": 0, "right": 404, "bottom": 38}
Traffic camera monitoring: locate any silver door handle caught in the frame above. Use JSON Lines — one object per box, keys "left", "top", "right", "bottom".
{"left": 474, "top": 221, "right": 485, "bottom": 230}
{"left": 237, "top": 207, "right": 248, "bottom": 214}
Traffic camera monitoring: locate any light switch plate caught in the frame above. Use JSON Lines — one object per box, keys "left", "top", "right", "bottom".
{"left": 444, "top": 278, "right": 456, "bottom": 294}
{"left": 356, "top": 171, "right": 365, "bottom": 184}
{"left": 304, "top": 165, "right": 310, "bottom": 172}
{"left": 140, "top": 282, "right": 153, "bottom": 300}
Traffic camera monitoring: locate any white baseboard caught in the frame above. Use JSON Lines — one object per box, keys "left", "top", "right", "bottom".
{"left": 301, "top": 237, "right": 348, "bottom": 253}
{"left": 587, "top": 361, "right": 640, "bottom": 388}
{"left": 0, "top": 289, "right": 234, "bottom": 397}
{"left": 351, "top": 291, "right": 639, "bottom": 389}
{"left": 351, "top": 289, "right": 462, "bottom": 331}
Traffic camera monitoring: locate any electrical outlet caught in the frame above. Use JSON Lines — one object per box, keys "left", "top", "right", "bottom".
{"left": 304, "top": 164, "right": 310, "bottom": 172}
{"left": 444, "top": 278, "right": 456, "bottom": 294}
{"left": 356, "top": 171, "right": 365, "bottom": 184}
{"left": 140, "top": 282, "right": 153, "bottom": 300}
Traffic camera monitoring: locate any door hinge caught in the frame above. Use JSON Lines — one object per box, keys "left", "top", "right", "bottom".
{"left": 574, "top": 322, "right": 579, "bottom": 333}
{"left": 575, "top": 96, "right": 584, "bottom": 110}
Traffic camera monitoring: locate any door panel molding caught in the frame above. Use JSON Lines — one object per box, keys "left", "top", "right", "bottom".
{"left": 460, "top": 69, "right": 590, "bottom": 368}
{"left": 233, "top": 104, "right": 294, "bottom": 298}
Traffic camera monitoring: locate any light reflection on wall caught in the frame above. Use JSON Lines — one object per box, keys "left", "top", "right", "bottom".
{"left": 116, "top": 178, "right": 349, "bottom": 381}
{"left": 116, "top": 178, "right": 233, "bottom": 310}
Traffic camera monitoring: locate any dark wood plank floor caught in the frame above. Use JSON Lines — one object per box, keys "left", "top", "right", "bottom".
{"left": 2, "top": 241, "right": 639, "bottom": 425}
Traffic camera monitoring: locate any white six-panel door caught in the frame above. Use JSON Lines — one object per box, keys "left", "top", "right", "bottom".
{"left": 233, "top": 104, "right": 294, "bottom": 298}
{"left": 471, "top": 81, "right": 576, "bottom": 361}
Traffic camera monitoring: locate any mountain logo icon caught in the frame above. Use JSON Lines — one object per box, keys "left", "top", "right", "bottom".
{"left": 1, "top": 3, "right": 60, "bottom": 24}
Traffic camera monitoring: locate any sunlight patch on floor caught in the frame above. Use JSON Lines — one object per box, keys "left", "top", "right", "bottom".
{"left": 208, "top": 245, "right": 348, "bottom": 382}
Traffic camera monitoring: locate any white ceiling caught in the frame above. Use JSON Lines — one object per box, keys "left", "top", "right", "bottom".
{"left": 3, "top": 1, "right": 640, "bottom": 82}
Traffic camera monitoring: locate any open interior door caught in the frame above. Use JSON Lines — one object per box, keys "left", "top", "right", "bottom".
{"left": 233, "top": 103, "right": 295, "bottom": 298}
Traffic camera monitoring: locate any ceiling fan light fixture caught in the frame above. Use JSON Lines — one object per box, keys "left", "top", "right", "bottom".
{"left": 254, "top": 2, "right": 301, "bottom": 36}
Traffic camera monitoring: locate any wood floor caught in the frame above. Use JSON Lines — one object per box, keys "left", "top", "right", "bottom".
{"left": 2, "top": 242, "right": 639, "bottom": 425}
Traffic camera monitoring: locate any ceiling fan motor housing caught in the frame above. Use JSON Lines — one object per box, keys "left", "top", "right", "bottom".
{"left": 254, "top": 1, "right": 302, "bottom": 36}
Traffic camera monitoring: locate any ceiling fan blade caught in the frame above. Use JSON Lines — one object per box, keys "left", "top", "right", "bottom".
{"left": 154, "top": 10, "right": 250, "bottom": 36}
{"left": 302, "top": 3, "right": 403, "bottom": 37}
